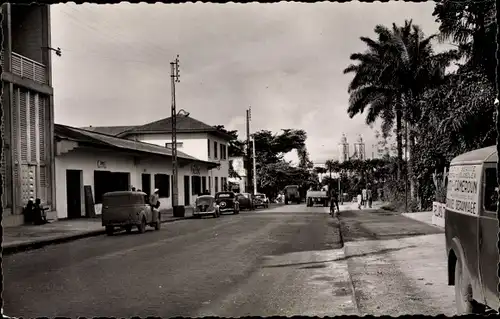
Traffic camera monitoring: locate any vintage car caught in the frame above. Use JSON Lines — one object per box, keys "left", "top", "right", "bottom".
{"left": 253, "top": 193, "right": 269, "bottom": 208}
{"left": 215, "top": 191, "right": 240, "bottom": 214}
{"left": 101, "top": 191, "right": 161, "bottom": 235}
{"left": 236, "top": 192, "right": 254, "bottom": 210}
{"left": 194, "top": 195, "right": 220, "bottom": 218}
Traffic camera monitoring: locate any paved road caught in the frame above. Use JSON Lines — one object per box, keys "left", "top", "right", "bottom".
{"left": 338, "top": 208, "right": 456, "bottom": 316}
{"left": 4, "top": 204, "right": 354, "bottom": 318}
{"left": 4, "top": 204, "right": 455, "bottom": 317}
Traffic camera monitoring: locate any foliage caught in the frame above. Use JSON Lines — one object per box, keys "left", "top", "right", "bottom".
{"left": 213, "top": 125, "right": 245, "bottom": 157}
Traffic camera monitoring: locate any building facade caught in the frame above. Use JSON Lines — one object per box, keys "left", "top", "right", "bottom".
{"left": 55, "top": 124, "right": 217, "bottom": 219}
{"left": 82, "top": 115, "right": 233, "bottom": 196}
{"left": 352, "top": 134, "right": 366, "bottom": 160}
{"left": 338, "top": 133, "right": 350, "bottom": 163}
{"left": 1, "top": 3, "right": 55, "bottom": 227}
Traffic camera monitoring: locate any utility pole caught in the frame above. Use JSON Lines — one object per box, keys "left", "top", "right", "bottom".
{"left": 252, "top": 137, "right": 257, "bottom": 194}
{"left": 246, "top": 107, "right": 253, "bottom": 194}
{"left": 170, "top": 55, "right": 181, "bottom": 215}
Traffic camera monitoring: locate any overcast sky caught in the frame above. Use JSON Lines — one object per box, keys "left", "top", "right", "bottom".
{"left": 51, "top": 1, "right": 448, "bottom": 164}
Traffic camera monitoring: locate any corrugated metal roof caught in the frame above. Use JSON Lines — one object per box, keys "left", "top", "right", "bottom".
{"left": 450, "top": 145, "right": 497, "bottom": 164}
{"left": 55, "top": 124, "right": 217, "bottom": 167}
{"left": 80, "top": 125, "right": 135, "bottom": 136}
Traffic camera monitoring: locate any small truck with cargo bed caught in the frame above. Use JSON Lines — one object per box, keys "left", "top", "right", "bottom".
{"left": 306, "top": 190, "right": 329, "bottom": 207}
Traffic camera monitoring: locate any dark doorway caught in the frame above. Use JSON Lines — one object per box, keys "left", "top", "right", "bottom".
{"left": 66, "top": 169, "right": 82, "bottom": 219}
{"left": 184, "top": 175, "right": 190, "bottom": 206}
{"left": 142, "top": 173, "right": 151, "bottom": 195}
{"left": 94, "top": 171, "right": 130, "bottom": 204}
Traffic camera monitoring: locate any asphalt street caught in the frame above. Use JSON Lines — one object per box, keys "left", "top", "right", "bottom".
{"left": 3, "top": 204, "right": 455, "bottom": 317}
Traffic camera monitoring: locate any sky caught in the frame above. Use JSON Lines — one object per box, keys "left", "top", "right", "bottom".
{"left": 51, "top": 1, "right": 450, "bottom": 165}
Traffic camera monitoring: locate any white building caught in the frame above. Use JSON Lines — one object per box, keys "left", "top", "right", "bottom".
{"left": 228, "top": 156, "right": 247, "bottom": 193}
{"left": 55, "top": 124, "right": 217, "bottom": 219}
{"left": 352, "top": 134, "right": 366, "bottom": 161}
{"left": 82, "top": 114, "right": 233, "bottom": 196}
{"left": 338, "top": 134, "right": 350, "bottom": 163}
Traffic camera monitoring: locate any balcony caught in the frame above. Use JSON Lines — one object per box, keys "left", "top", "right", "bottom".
{"left": 1, "top": 50, "right": 47, "bottom": 85}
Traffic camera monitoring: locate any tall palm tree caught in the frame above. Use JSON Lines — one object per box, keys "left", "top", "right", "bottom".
{"left": 344, "top": 20, "right": 457, "bottom": 202}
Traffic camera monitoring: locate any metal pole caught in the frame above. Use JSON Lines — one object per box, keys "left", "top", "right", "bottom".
{"left": 252, "top": 137, "right": 257, "bottom": 194}
{"left": 171, "top": 55, "right": 180, "bottom": 210}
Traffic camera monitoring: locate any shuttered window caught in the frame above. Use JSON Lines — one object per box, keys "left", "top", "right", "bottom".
{"left": 12, "top": 86, "right": 50, "bottom": 207}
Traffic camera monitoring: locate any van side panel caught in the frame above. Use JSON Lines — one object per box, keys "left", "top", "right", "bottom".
{"left": 445, "top": 164, "right": 482, "bottom": 301}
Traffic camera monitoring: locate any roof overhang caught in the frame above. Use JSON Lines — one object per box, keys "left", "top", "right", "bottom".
{"left": 119, "top": 129, "right": 234, "bottom": 141}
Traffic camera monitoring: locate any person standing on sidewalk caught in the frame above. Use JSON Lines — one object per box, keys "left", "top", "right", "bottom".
{"left": 367, "top": 184, "right": 373, "bottom": 208}
{"left": 357, "top": 190, "right": 363, "bottom": 210}
{"left": 150, "top": 188, "right": 161, "bottom": 222}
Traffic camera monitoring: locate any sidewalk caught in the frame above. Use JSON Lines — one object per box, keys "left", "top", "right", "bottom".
{"left": 2, "top": 207, "right": 194, "bottom": 255}
{"left": 401, "top": 211, "right": 442, "bottom": 230}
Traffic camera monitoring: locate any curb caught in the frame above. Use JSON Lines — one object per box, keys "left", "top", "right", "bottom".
{"left": 2, "top": 215, "right": 192, "bottom": 256}
{"left": 335, "top": 214, "right": 361, "bottom": 315}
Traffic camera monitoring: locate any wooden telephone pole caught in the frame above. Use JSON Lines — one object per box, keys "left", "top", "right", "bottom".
{"left": 246, "top": 107, "right": 253, "bottom": 194}
{"left": 171, "top": 55, "right": 181, "bottom": 213}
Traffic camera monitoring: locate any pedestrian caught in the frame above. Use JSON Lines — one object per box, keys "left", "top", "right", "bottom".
{"left": 362, "top": 188, "right": 367, "bottom": 207}
{"left": 149, "top": 188, "right": 161, "bottom": 223}
{"left": 329, "top": 185, "right": 340, "bottom": 215}
{"left": 23, "top": 199, "right": 35, "bottom": 224}
{"left": 357, "top": 190, "right": 363, "bottom": 210}
{"left": 367, "top": 184, "right": 373, "bottom": 208}
{"left": 34, "top": 198, "right": 48, "bottom": 225}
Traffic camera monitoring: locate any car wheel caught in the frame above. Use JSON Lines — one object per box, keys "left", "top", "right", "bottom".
{"left": 138, "top": 217, "right": 146, "bottom": 234}
{"left": 455, "top": 255, "right": 474, "bottom": 314}
{"left": 125, "top": 225, "right": 132, "bottom": 233}
{"left": 105, "top": 226, "right": 114, "bottom": 236}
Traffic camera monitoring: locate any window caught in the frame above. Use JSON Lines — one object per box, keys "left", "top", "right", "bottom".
{"left": 215, "top": 176, "right": 219, "bottom": 193}
{"left": 484, "top": 167, "right": 498, "bottom": 212}
{"left": 214, "top": 141, "right": 218, "bottom": 159}
{"left": 191, "top": 176, "right": 202, "bottom": 195}
{"left": 154, "top": 174, "right": 170, "bottom": 198}
{"left": 221, "top": 177, "right": 227, "bottom": 191}
{"left": 207, "top": 139, "right": 211, "bottom": 158}
{"left": 209, "top": 176, "right": 212, "bottom": 192}
{"left": 202, "top": 176, "right": 207, "bottom": 193}
{"left": 221, "top": 145, "right": 227, "bottom": 160}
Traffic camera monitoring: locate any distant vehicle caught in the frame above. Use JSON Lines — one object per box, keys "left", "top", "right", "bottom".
{"left": 283, "top": 185, "right": 301, "bottom": 204}
{"left": 194, "top": 195, "right": 220, "bottom": 218}
{"left": 236, "top": 192, "right": 254, "bottom": 210}
{"left": 306, "top": 190, "right": 329, "bottom": 207}
{"left": 101, "top": 191, "right": 160, "bottom": 235}
{"left": 253, "top": 193, "right": 270, "bottom": 208}
{"left": 445, "top": 146, "right": 499, "bottom": 315}
{"left": 215, "top": 191, "right": 240, "bottom": 215}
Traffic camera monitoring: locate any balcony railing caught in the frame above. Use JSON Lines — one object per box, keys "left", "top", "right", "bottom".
{"left": 1, "top": 50, "right": 47, "bottom": 85}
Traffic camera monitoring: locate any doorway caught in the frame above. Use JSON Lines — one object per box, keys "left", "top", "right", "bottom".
{"left": 184, "top": 175, "right": 190, "bottom": 206}
{"left": 66, "top": 169, "right": 83, "bottom": 219}
{"left": 142, "top": 173, "right": 151, "bottom": 195}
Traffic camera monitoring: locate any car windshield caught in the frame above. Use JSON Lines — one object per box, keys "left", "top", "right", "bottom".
{"left": 216, "top": 193, "right": 234, "bottom": 199}
{"left": 196, "top": 198, "right": 213, "bottom": 206}
{"left": 255, "top": 194, "right": 265, "bottom": 199}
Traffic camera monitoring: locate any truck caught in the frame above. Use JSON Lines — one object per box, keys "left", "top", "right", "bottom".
{"left": 306, "top": 190, "right": 329, "bottom": 207}
{"left": 283, "top": 185, "right": 301, "bottom": 204}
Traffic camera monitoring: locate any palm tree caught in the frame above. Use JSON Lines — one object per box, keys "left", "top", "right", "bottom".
{"left": 344, "top": 20, "right": 458, "bottom": 202}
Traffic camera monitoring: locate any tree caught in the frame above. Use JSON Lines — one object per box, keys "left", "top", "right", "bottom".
{"left": 433, "top": 0, "right": 497, "bottom": 84}
{"left": 344, "top": 20, "right": 458, "bottom": 205}
{"left": 213, "top": 125, "right": 245, "bottom": 157}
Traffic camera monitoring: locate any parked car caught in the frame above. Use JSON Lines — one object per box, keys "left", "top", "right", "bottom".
{"left": 236, "top": 193, "right": 254, "bottom": 210}
{"left": 215, "top": 191, "right": 240, "bottom": 214}
{"left": 194, "top": 195, "right": 220, "bottom": 218}
{"left": 253, "top": 193, "right": 269, "bottom": 208}
{"left": 101, "top": 190, "right": 160, "bottom": 235}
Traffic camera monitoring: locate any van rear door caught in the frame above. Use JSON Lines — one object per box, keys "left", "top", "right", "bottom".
{"left": 478, "top": 164, "right": 500, "bottom": 308}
